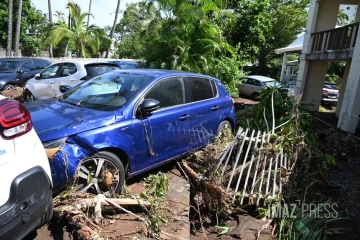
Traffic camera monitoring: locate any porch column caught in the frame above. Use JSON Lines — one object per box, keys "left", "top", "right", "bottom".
{"left": 280, "top": 53, "right": 287, "bottom": 82}
{"left": 335, "top": 60, "right": 351, "bottom": 117}
{"left": 338, "top": 29, "right": 360, "bottom": 133}
{"left": 295, "top": 0, "right": 320, "bottom": 100}
{"left": 302, "top": 61, "right": 328, "bottom": 110}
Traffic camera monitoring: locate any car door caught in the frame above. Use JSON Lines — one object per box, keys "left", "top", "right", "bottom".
{"left": 32, "top": 63, "right": 62, "bottom": 99}
{"left": 54, "top": 62, "right": 80, "bottom": 97}
{"left": 185, "top": 76, "right": 220, "bottom": 147}
{"left": 132, "top": 77, "right": 192, "bottom": 170}
{"left": 239, "top": 78, "right": 251, "bottom": 96}
{"left": 17, "top": 61, "right": 36, "bottom": 86}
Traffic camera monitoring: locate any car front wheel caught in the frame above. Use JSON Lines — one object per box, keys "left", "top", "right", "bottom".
{"left": 217, "top": 120, "right": 232, "bottom": 139}
{"left": 76, "top": 152, "right": 125, "bottom": 197}
{"left": 24, "top": 90, "right": 35, "bottom": 102}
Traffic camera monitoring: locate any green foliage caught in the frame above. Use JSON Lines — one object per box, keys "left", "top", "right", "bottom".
{"left": 278, "top": 200, "right": 348, "bottom": 239}
{"left": 325, "top": 74, "right": 339, "bottom": 84}
{"left": 337, "top": 9, "right": 350, "bottom": 26}
{"left": 21, "top": 36, "right": 42, "bottom": 56}
{"left": 139, "top": 172, "right": 169, "bottom": 233}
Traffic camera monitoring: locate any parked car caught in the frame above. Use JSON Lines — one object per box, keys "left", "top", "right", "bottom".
{"left": 24, "top": 61, "right": 119, "bottom": 101}
{"left": 322, "top": 82, "right": 339, "bottom": 104}
{"left": 109, "top": 61, "right": 139, "bottom": 69}
{"left": 0, "top": 98, "right": 53, "bottom": 239}
{"left": 238, "top": 75, "right": 279, "bottom": 100}
{"left": 0, "top": 58, "right": 51, "bottom": 91}
{"left": 25, "top": 70, "right": 235, "bottom": 196}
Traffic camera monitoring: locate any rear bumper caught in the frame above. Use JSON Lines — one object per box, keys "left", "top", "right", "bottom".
{"left": 0, "top": 166, "right": 53, "bottom": 239}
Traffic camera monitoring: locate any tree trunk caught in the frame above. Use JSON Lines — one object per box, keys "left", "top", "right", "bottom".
{"left": 105, "top": 0, "right": 121, "bottom": 58}
{"left": 14, "top": 0, "right": 23, "bottom": 57}
{"left": 48, "top": 0, "right": 53, "bottom": 57}
{"left": 87, "top": 0, "right": 92, "bottom": 27}
{"left": 6, "top": 0, "right": 14, "bottom": 56}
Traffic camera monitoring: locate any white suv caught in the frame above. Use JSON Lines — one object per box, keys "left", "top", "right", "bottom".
{"left": 0, "top": 97, "right": 53, "bottom": 239}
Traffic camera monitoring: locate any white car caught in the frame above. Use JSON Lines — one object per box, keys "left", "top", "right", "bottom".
{"left": 0, "top": 98, "right": 53, "bottom": 239}
{"left": 238, "top": 75, "right": 279, "bottom": 100}
{"left": 24, "top": 61, "right": 119, "bottom": 101}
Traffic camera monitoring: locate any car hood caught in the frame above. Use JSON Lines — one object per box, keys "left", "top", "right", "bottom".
{"left": 25, "top": 99, "right": 116, "bottom": 142}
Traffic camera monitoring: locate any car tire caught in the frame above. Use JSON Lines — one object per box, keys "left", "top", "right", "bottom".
{"left": 38, "top": 199, "right": 53, "bottom": 228}
{"left": 217, "top": 120, "right": 232, "bottom": 138}
{"left": 252, "top": 92, "right": 260, "bottom": 101}
{"left": 77, "top": 151, "right": 125, "bottom": 197}
{"left": 24, "top": 90, "right": 35, "bottom": 102}
{"left": 3, "top": 84, "right": 15, "bottom": 91}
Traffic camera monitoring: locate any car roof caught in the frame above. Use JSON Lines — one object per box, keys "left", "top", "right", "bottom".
{"left": 111, "top": 61, "right": 138, "bottom": 65}
{"left": 247, "top": 75, "right": 275, "bottom": 82}
{"left": 111, "top": 69, "right": 213, "bottom": 79}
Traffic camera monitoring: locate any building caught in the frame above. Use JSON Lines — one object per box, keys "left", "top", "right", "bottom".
{"left": 295, "top": 0, "right": 360, "bottom": 134}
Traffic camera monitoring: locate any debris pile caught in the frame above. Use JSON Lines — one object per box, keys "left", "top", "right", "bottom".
{"left": 1, "top": 87, "right": 24, "bottom": 101}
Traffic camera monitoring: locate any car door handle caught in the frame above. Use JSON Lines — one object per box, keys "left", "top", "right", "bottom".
{"left": 48, "top": 81, "right": 54, "bottom": 84}
{"left": 211, "top": 106, "right": 219, "bottom": 111}
{"left": 69, "top": 79, "right": 77, "bottom": 81}
{"left": 179, "top": 114, "right": 190, "bottom": 121}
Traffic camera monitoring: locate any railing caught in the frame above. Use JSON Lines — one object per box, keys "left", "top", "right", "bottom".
{"left": 311, "top": 22, "right": 360, "bottom": 53}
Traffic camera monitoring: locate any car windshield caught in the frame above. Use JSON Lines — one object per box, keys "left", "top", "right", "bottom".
{"left": 324, "top": 83, "right": 337, "bottom": 89}
{"left": 60, "top": 72, "right": 153, "bottom": 111}
{"left": 264, "top": 81, "right": 278, "bottom": 87}
{"left": 0, "top": 61, "right": 20, "bottom": 72}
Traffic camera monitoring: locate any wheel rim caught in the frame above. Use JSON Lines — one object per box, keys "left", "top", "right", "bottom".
{"left": 218, "top": 122, "right": 231, "bottom": 138}
{"left": 25, "top": 92, "right": 34, "bottom": 102}
{"left": 5, "top": 85, "right": 14, "bottom": 91}
{"left": 76, "top": 157, "right": 120, "bottom": 197}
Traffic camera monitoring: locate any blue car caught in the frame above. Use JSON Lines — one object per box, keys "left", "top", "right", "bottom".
{"left": 25, "top": 70, "right": 235, "bottom": 196}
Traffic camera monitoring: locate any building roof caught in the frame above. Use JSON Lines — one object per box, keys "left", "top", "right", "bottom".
{"left": 275, "top": 33, "right": 304, "bottom": 54}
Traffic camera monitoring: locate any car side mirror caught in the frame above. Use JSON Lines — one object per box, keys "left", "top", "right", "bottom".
{"left": 17, "top": 69, "right": 23, "bottom": 75}
{"left": 59, "top": 85, "right": 72, "bottom": 93}
{"left": 35, "top": 73, "right": 41, "bottom": 80}
{"left": 140, "top": 98, "right": 160, "bottom": 114}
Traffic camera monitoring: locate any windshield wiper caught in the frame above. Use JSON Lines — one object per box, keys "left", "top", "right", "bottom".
{"left": 58, "top": 98, "right": 84, "bottom": 108}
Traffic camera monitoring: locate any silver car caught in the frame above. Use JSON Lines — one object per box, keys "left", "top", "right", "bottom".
{"left": 238, "top": 75, "right": 278, "bottom": 99}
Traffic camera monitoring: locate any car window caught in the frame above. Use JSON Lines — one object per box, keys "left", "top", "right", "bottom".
{"left": 60, "top": 63, "right": 77, "bottom": 77}
{"left": 119, "top": 63, "right": 138, "bottom": 69}
{"left": 61, "top": 72, "right": 153, "bottom": 111}
{"left": 241, "top": 78, "right": 248, "bottom": 84}
{"left": 247, "top": 78, "right": 256, "bottom": 85}
{"left": 41, "top": 64, "right": 61, "bottom": 79}
{"left": 324, "top": 84, "right": 337, "bottom": 89}
{"left": 264, "top": 81, "right": 278, "bottom": 87}
{"left": 34, "top": 60, "right": 45, "bottom": 69}
{"left": 188, "top": 77, "right": 214, "bottom": 102}
{"left": 145, "top": 77, "right": 185, "bottom": 109}
{"left": 20, "top": 61, "right": 35, "bottom": 72}
{"left": 85, "top": 64, "right": 119, "bottom": 78}
{"left": 210, "top": 80, "right": 218, "bottom": 97}
{"left": 0, "top": 61, "right": 20, "bottom": 72}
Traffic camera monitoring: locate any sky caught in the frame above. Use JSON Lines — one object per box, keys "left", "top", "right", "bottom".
{"left": 31, "top": 0, "right": 140, "bottom": 28}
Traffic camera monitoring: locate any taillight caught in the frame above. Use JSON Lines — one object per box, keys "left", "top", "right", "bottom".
{"left": 230, "top": 97, "right": 234, "bottom": 107}
{"left": 322, "top": 89, "right": 328, "bottom": 94}
{"left": 0, "top": 100, "right": 32, "bottom": 139}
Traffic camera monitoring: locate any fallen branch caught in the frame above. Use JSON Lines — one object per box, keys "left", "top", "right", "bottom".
{"left": 180, "top": 161, "right": 230, "bottom": 198}
{"left": 76, "top": 197, "right": 151, "bottom": 210}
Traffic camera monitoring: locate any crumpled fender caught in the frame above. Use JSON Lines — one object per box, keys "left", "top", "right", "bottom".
{"left": 49, "top": 120, "right": 135, "bottom": 190}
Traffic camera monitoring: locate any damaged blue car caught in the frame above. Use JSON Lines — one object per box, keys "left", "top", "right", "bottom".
{"left": 25, "top": 70, "right": 235, "bottom": 196}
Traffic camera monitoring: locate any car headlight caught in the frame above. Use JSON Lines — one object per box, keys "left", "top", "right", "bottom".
{"left": 43, "top": 137, "right": 67, "bottom": 149}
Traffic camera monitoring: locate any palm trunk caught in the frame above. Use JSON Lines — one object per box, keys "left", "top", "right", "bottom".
{"left": 6, "top": 0, "right": 14, "bottom": 56}
{"left": 48, "top": 0, "right": 53, "bottom": 57}
{"left": 87, "top": 0, "right": 92, "bottom": 27}
{"left": 105, "top": 0, "right": 121, "bottom": 58}
{"left": 14, "top": 0, "right": 23, "bottom": 57}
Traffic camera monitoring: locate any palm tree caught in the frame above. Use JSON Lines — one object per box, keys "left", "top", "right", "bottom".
{"left": 87, "top": 0, "right": 92, "bottom": 27}
{"left": 105, "top": 0, "right": 121, "bottom": 58}
{"left": 14, "top": 0, "right": 23, "bottom": 56}
{"left": 48, "top": 0, "right": 53, "bottom": 57}
{"left": 54, "top": 11, "right": 65, "bottom": 22}
{"left": 48, "top": 2, "right": 107, "bottom": 58}
{"left": 6, "top": 0, "right": 13, "bottom": 56}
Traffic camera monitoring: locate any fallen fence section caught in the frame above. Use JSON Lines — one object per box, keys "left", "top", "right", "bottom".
{"left": 214, "top": 127, "right": 293, "bottom": 206}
